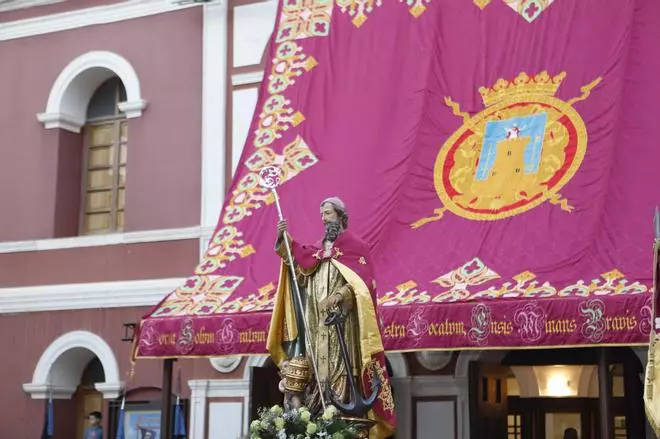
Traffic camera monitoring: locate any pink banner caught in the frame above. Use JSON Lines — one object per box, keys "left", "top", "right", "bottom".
{"left": 136, "top": 0, "right": 660, "bottom": 359}
{"left": 136, "top": 291, "right": 652, "bottom": 358}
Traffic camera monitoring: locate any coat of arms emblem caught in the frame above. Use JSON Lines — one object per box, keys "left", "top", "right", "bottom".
{"left": 413, "top": 71, "right": 601, "bottom": 228}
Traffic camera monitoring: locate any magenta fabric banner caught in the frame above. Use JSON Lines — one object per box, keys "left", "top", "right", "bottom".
{"left": 136, "top": 0, "right": 660, "bottom": 359}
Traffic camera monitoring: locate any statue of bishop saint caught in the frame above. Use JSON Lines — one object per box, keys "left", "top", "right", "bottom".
{"left": 266, "top": 197, "right": 396, "bottom": 439}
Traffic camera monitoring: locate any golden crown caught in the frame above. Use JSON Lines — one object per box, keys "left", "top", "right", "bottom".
{"left": 478, "top": 71, "right": 566, "bottom": 107}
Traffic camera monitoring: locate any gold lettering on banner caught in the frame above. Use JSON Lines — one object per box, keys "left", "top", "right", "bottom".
{"left": 239, "top": 329, "right": 267, "bottom": 344}
{"left": 605, "top": 316, "right": 637, "bottom": 332}
{"left": 545, "top": 319, "right": 578, "bottom": 334}
{"left": 490, "top": 320, "right": 513, "bottom": 335}
{"left": 428, "top": 320, "right": 466, "bottom": 336}
{"left": 158, "top": 333, "right": 177, "bottom": 346}
{"left": 194, "top": 326, "right": 215, "bottom": 345}
{"left": 384, "top": 323, "right": 406, "bottom": 339}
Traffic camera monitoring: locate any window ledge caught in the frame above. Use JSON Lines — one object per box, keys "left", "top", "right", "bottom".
{"left": 0, "top": 225, "right": 215, "bottom": 254}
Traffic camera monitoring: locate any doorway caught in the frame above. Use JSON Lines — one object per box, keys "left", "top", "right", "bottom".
{"left": 75, "top": 357, "right": 105, "bottom": 439}
{"left": 469, "top": 348, "right": 644, "bottom": 439}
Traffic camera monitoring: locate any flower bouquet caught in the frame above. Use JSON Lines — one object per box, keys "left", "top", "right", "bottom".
{"left": 249, "top": 404, "right": 361, "bottom": 439}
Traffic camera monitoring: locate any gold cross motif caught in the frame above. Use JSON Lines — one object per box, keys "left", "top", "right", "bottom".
{"left": 359, "top": 256, "right": 367, "bottom": 265}
{"left": 313, "top": 250, "right": 322, "bottom": 260}
{"left": 334, "top": 247, "right": 344, "bottom": 258}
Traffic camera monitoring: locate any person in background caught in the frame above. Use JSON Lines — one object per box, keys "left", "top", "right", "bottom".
{"left": 563, "top": 427, "right": 578, "bottom": 439}
{"left": 84, "top": 411, "right": 103, "bottom": 439}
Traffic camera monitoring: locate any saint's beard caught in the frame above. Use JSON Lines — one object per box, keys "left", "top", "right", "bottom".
{"left": 324, "top": 220, "right": 341, "bottom": 242}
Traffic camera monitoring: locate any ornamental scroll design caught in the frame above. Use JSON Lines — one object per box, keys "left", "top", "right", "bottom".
{"left": 514, "top": 302, "right": 547, "bottom": 342}
{"left": 579, "top": 299, "right": 606, "bottom": 343}
{"left": 222, "top": 136, "right": 319, "bottom": 225}
{"left": 378, "top": 258, "right": 650, "bottom": 306}
{"left": 275, "top": 0, "right": 333, "bottom": 42}
{"left": 476, "top": 0, "right": 558, "bottom": 23}
{"left": 336, "top": 0, "right": 432, "bottom": 27}
{"left": 154, "top": 5, "right": 330, "bottom": 318}
{"left": 150, "top": 275, "right": 244, "bottom": 318}
{"left": 268, "top": 40, "right": 318, "bottom": 95}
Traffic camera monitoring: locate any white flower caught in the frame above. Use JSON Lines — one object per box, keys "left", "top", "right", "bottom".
{"left": 274, "top": 417, "right": 285, "bottom": 430}
{"left": 250, "top": 420, "right": 261, "bottom": 432}
{"left": 306, "top": 423, "right": 318, "bottom": 435}
{"left": 278, "top": 429, "right": 287, "bottom": 439}
{"left": 270, "top": 405, "right": 283, "bottom": 415}
{"left": 321, "top": 405, "right": 337, "bottom": 421}
{"left": 300, "top": 411, "right": 311, "bottom": 422}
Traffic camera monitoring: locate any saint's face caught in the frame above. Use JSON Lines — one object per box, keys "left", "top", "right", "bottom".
{"left": 320, "top": 203, "right": 339, "bottom": 225}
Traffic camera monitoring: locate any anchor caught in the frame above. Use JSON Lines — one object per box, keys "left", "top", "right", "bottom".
{"left": 323, "top": 309, "right": 381, "bottom": 418}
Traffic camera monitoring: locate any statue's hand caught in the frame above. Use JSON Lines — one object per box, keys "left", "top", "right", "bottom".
{"left": 277, "top": 219, "right": 288, "bottom": 239}
{"left": 327, "top": 293, "right": 343, "bottom": 309}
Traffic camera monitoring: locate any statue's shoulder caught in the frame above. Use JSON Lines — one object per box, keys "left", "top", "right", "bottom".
{"left": 342, "top": 231, "right": 371, "bottom": 253}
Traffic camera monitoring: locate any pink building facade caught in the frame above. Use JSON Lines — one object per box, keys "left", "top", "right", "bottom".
{"left": 0, "top": 1, "right": 231, "bottom": 438}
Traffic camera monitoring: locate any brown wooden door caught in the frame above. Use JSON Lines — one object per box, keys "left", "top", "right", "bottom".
{"left": 76, "top": 386, "right": 103, "bottom": 439}
{"left": 469, "top": 362, "right": 509, "bottom": 439}
{"left": 249, "top": 365, "right": 283, "bottom": 423}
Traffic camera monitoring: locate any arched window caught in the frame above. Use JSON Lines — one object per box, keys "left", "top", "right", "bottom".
{"left": 81, "top": 77, "right": 128, "bottom": 234}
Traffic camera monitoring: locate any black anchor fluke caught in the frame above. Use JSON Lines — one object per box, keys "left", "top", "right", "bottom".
{"left": 323, "top": 310, "right": 381, "bottom": 418}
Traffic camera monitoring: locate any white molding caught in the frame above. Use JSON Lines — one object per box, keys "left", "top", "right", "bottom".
{"left": 231, "top": 71, "right": 264, "bottom": 87}
{"left": 0, "top": 278, "right": 185, "bottom": 313}
{"left": 200, "top": 1, "right": 228, "bottom": 227}
{"left": 36, "top": 111, "right": 83, "bottom": 132}
{"left": 189, "top": 378, "right": 251, "bottom": 439}
{"left": 189, "top": 380, "right": 210, "bottom": 439}
{"left": 21, "top": 383, "right": 77, "bottom": 399}
{"left": 209, "top": 356, "right": 242, "bottom": 373}
{"left": 0, "top": 225, "right": 214, "bottom": 254}
{"left": 117, "top": 99, "right": 148, "bottom": 118}
{"left": 0, "top": 0, "right": 197, "bottom": 42}
{"left": 94, "top": 381, "right": 124, "bottom": 399}
{"left": 208, "top": 378, "right": 251, "bottom": 436}
{"left": 38, "top": 50, "right": 146, "bottom": 133}
{"left": 0, "top": 0, "right": 64, "bottom": 13}
{"left": 207, "top": 378, "right": 251, "bottom": 398}
{"left": 24, "top": 330, "right": 122, "bottom": 400}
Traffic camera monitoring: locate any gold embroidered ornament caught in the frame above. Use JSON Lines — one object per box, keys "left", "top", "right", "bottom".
{"left": 413, "top": 71, "right": 601, "bottom": 228}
